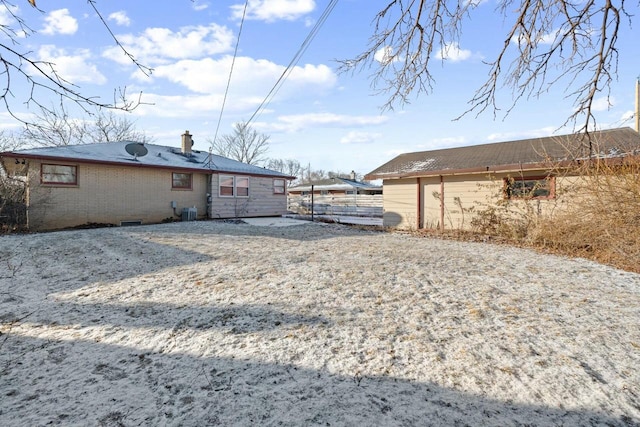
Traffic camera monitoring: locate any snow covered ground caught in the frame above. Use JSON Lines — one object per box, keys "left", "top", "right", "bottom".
{"left": 1, "top": 220, "right": 639, "bottom": 426}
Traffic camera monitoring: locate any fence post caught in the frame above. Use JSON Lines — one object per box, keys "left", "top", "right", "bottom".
{"left": 311, "top": 185, "right": 314, "bottom": 222}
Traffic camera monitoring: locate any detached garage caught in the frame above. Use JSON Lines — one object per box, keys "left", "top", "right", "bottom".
{"left": 365, "top": 127, "right": 640, "bottom": 230}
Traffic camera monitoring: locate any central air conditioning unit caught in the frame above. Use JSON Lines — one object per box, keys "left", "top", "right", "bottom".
{"left": 182, "top": 207, "right": 197, "bottom": 221}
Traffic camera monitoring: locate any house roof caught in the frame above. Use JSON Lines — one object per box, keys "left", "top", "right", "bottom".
{"left": 366, "top": 127, "right": 640, "bottom": 180}
{"left": 289, "top": 177, "right": 382, "bottom": 192}
{"left": 0, "top": 141, "right": 294, "bottom": 179}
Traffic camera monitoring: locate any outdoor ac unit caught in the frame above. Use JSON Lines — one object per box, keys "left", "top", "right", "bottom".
{"left": 182, "top": 207, "right": 197, "bottom": 221}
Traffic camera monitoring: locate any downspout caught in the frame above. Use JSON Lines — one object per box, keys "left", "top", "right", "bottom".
{"left": 416, "top": 177, "right": 422, "bottom": 230}
{"left": 439, "top": 175, "right": 445, "bottom": 232}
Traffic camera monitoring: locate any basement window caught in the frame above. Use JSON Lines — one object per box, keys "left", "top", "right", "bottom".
{"left": 172, "top": 172, "right": 192, "bottom": 190}
{"left": 41, "top": 164, "right": 77, "bottom": 185}
{"left": 504, "top": 176, "right": 555, "bottom": 200}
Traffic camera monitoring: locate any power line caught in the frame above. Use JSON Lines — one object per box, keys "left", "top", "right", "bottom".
{"left": 211, "top": 0, "right": 249, "bottom": 147}
{"left": 245, "top": 0, "right": 340, "bottom": 127}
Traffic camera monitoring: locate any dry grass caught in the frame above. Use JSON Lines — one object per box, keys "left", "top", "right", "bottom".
{"left": 461, "top": 155, "right": 640, "bottom": 273}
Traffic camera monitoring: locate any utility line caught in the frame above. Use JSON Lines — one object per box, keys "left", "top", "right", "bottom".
{"left": 245, "top": 0, "right": 339, "bottom": 127}
{"left": 211, "top": 0, "right": 249, "bottom": 147}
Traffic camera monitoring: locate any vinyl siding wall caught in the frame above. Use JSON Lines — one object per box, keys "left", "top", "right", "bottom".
{"left": 382, "top": 178, "right": 419, "bottom": 229}
{"left": 208, "top": 174, "right": 288, "bottom": 219}
{"left": 25, "top": 160, "right": 208, "bottom": 230}
{"left": 385, "top": 171, "right": 574, "bottom": 230}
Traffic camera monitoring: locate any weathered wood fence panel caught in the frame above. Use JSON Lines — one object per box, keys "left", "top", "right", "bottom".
{"left": 287, "top": 194, "right": 383, "bottom": 217}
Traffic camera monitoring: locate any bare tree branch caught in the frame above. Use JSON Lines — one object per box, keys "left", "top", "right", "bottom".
{"left": 209, "top": 122, "right": 270, "bottom": 165}
{"left": 340, "top": 0, "right": 631, "bottom": 135}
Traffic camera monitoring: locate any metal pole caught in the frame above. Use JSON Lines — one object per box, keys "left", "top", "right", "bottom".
{"left": 311, "top": 184, "right": 314, "bottom": 222}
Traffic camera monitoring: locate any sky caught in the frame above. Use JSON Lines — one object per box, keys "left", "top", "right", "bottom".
{"left": 1, "top": 0, "right": 639, "bottom": 177}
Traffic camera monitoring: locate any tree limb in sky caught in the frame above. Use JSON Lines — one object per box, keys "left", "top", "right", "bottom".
{"left": 210, "top": 122, "right": 270, "bottom": 165}
{"left": 22, "top": 105, "right": 153, "bottom": 147}
{"left": 0, "top": 0, "right": 149, "bottom": 126}
{"left": 340, "top": 0, "right": 631, "bottom": 134}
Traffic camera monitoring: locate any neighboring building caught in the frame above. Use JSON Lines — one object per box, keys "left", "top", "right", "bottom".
{"left": 288, "top": 173, "right": 382, "bottom": 217}
{"left": 365, "top": 127, "right": 640, "bottom": 230}
{"left": 0, "top": 131, "right": 294, "bottom": 231}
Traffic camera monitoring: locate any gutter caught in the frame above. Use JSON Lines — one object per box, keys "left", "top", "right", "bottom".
{"left": 0, "top": 153, "right": 295, "bottom": 180}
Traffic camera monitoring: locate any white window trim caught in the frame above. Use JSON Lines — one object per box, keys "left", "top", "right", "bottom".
{"left": 219, "top": 175, "right": 250, "bottom": 198}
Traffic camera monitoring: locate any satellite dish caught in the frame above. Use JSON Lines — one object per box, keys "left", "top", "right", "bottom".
{"left": 125, "top": 142, "right": 148, "bottom": 158}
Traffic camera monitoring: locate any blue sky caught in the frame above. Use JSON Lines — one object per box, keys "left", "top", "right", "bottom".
{"left": 1, "top": 0, "right": 639, "bottom": 176}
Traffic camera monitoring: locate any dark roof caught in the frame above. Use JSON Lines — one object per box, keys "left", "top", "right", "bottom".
{"left": 366, "top": 127, "right": 640, "bottom": 180}
{"left": 1, "top": 141, "right": 293, "bottom": 179}
{"left": 289, "top": 177, "right": 382, "bottom": 192}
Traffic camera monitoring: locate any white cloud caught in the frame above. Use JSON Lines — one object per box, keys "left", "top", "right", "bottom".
{"left": 374, "top": 46, "right": 399, "bottom": 65}
{"left": 152, "top": 56, "right": 336, "bottom": 97}
{"left": 591, "top": 96, "right": 613, "bottom": 112}
{"left": 103, "top": 24, "right": 234, "bottom": 65}
{"left": 41, "top": 9, "right": 78, "bottom": 35}
{"left": 486, "top": 126, "right": 558, "bottom": 142}
{"left": 37, "top": 45, "right": 107, "bottom": 85}
{"left": 191, "top": 1, "right": 210, "bottom": 11}
{"left": 257, "top": 113, "right": 389, "bottom": 133}
{"left": 340, "top": 131, "right": 382, "bottom": 144}
{"left": 108, "top": 11, "right": 131, "bottom": 27}
{"left": 231, "top": 0, "right": 315, "bottom": 22}
{"left": 435, "top": 43, "right": 471, "bottom": 62}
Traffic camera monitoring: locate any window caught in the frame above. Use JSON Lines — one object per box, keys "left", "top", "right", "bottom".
{"left": 220, "top": 175, "right": 234, "bottom": 196}
{"left": 219, "top": 175, "right": 249, "bottom": 197}
{"left": 320, "top": 190, "right": 329, "bottom": 196}
{"left": 172, "top": 173, "right": 192, "bottom": 189}
{"left": 345, "top": 190, "right": 355, "bottom": 195}
{"left": 273, "top": 179, "right": 286, "bottom": 194}
{"left": 504, "top": 176, "right": 555, "bottom": 200}
{"left": 41, "top": 164, "right": 77, "bottom": 185}
{"left": 236, "top": 177, "right": 249, "bottom": 197}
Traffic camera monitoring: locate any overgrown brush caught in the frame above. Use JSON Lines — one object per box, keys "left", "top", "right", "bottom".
{"left": 468, "top": 154, "right": 640, "bottom": 273}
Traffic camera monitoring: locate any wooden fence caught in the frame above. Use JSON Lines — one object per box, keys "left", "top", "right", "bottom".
{"left": 287, "top": 194, "right": 383, "bottom": 217}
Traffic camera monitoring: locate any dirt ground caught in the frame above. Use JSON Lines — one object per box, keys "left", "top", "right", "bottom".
{"left": 1, "top": 219, "right": 639, "bottom": 426}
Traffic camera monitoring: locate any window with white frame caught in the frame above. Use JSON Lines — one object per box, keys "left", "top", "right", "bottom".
{"left": 236, "top": 176, "right": 249, "bottom": 197}
{"left": 273, "top": 179, "right": 286, "bottom": 194}
{"left": 219, "top": 175, "right": 249, "bottom": 197}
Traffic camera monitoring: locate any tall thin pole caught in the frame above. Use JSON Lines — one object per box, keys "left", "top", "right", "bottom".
{"left": 635, "top": 78, "right": 640, "bottom": 132}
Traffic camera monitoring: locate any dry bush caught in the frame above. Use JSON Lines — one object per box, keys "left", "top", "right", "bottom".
{"left": 467, "top": 154, "right": 640, "bottom": 273}
{"left": 527, "top": 156, "right": 640, "bottom": 272}
{"left": 0, "top": 173, "right": 27, "bottom": 233}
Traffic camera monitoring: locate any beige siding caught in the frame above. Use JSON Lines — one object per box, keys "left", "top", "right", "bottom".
{"left": 26, "top": 160, "right": 208, "bottom": 230}
{"left": 384, "top": 171, "right": 576, "bottom": 231}
{"left": 422, "top": 171, "right": 571, "bottom": 229}
{"left": 208, "top": 174, "right": 288, "bottom": 219}
{"left": 382, "top": 178, "right": 418, "bottom": 229}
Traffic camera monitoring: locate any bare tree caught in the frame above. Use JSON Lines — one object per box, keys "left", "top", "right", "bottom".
{"left": 265, "top": 158, "right": 305, "bottom": 183}
{"left": 0, "top": 1, "right": 149, "bottom": 126}
{"left": 210, "top": 122, "right": 270, "bottom": 165}
{"left": 341, "top": 0, "right": 631, "bottom": 134}
{"left": 22, "top": 105, "right": 152, "bottom": 147}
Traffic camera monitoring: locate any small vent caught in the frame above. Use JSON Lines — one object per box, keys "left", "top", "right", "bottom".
{"left": 182, "top": 207, "right": 197, "bottom": 221}
{"left": 120, "top": 220, "right": 142, "bottom": 226}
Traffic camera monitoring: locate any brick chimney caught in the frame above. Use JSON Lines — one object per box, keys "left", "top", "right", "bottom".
{"left": 181, "top": 130, "right": 193, "bottom": 154}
